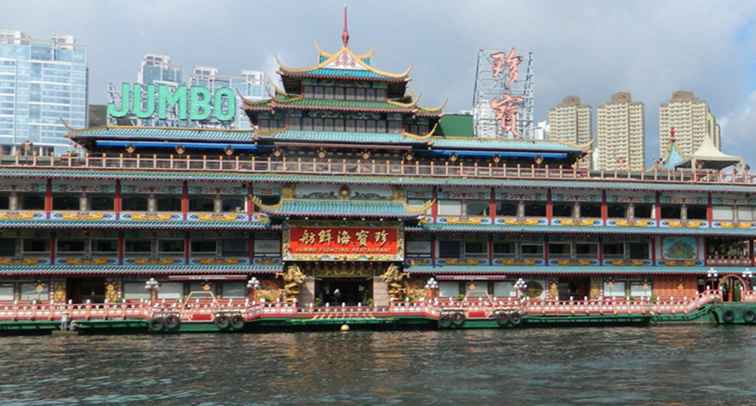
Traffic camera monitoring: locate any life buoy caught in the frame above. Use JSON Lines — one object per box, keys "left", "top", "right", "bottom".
{"left": 722, "top": 310, "right": 736, "bottom": 324}
{"left": 452, "top": 312, "right": 465, "bottom": 327}
{"left": 148, "top": 317, "right": 165, "bottom": 333}
{"left": 164, "top": 315, "right": 181, "bottom": 332}
{"left": 742, "top": 310, "right": 755, "bottom": 324}
{"left": 214, "top": 315, "right": 230, "bottom": 330}
{"left": 438, "top": 314, "right": 453, "bottom": 329}
{"left": 495, "top": 311, "right": 510, "bottom": 327}
{"left": 230, "top": 315, "right": 245, "bottom": 331}
{"left": 510, "top": 312, "right": 522, "bottom": 326}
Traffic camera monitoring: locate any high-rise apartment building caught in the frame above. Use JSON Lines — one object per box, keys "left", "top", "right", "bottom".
{"left": 188, "top": 66, "right": 266, "bottom": 129}
{"left": 659, "top": 90, "right": 720, "bottom": 159}
{"left": 0, "top": 30, "right": 87, "bottom": 155}
{"left": 596, "top": 92, "right": 645, "bottom": 172}
{"left": 138, "top": 54, "right": 182, "bottom": 86}
{"left": 547, "top": 96, "right": 592, "bottom": 168}
{"left": 533, "top": 120, "right": 549, "bottom": 141}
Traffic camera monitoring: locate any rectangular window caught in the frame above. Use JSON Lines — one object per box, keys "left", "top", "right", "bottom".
{"left": 53, "top": 195, "right": 80, "bottom": 210}
{"left": 465, "top": 281, "right": 488, "bottom": 297}
{"left": 580, "top": 203, "right": 602, "bottom": 218}
{"left": 464, "top": 241, "right": 487, "bottom": 257}
{"left": 158, "top": 240, "right": 184, "bottom": 254}
{"left": 661, "top": 205, "right": 681, "bottom": 219}
{"left": 21, "top": 194, "right": 45, "bottom": 210}
{"left": 222, "top": 282, "right": 246, "bottom": 298}
{"left": 603, "top": 281, "right": 626, "bottom": 297}
{"left": 630, "top": 281, "right": 652, "bottom": 298}
{"left": 607, "top": 204, "right": 626, "bottom": 218}
{"left": 439, "top": 241, "right": 461, "bottom": 258}
{"left": 222, "top": 239, "right": 248, "bottom": 256}
{"left": 23, "top": 239, "right": 49, "bottom": 253}
{"left": 188, "top": 197, "right": 214, "bottom": 212}
{"left": 520, "top": 243, "right": 543, "bottom": 256}
{"left": 712, "top": 206, "right": 733, "bottom": 221}
{"left": 334, "top": 87, "right": 344, "bottom": 100}
{"left": 90, "top": 195, "right": 113, "bottom": 211}
{"left": 493, "top": 281, "right": 514, "bottom": 297}
{"left": 737, "top": 206, "right": 753, "bottom": 221}
{"left": 123, "top": 281, "right": 150, "bottom": 300}
{"left": 221, "top": 198, "right": 244, "bottom": 213}
{"left": 302, "top": 118, "right": 313, "bottom": 130}
{"left": 0, "top": 284, "right": 14, "bottom": 301}
{"left": 603, "top": 242, "right": 624, "bottom": 258}
{"left": 157, "top": 196, "right": 182, "bottom": 212}
{"left": 465, "top": 201, "right": 488, "bottom": 216}
{"left": 628, "top": 242, "right": 649, "bottom": 259}
{"left": 254, "top": 238, "right": 280, "bottom": 254}
{"left": 575, "top": 243, "right": 598, "bottom": 257}
{"left": 20, "top": 283, "right": 46, "bottom": 301}
{"left": 0, "top": 195, "right": 9, "bottom": 210}
{"left": 191, "top": 240, "right": 217, "bottom": 254}
{"left": 495, "top": 202, "right": 518, "bottom": 216}
{"left": 524, "top": 203, "right": 546, "bottom": 217}
{"left": 552, "top": 203, "right": 573, "bottom": 217}
{"left": 687, "top": 205, "right": 707, "bottom": 220}
{"left": 438, "top": 200, "right": 462, "bottom": 216}
{"left": 57, "top": 239, "right": 86, "bottom": 253}
{"left": 158, "top": 282, "right": 183, "bottom": 299}
{"left": 0, "top": 238, "right": 15, "bottom": 256}
{"left": 439, "top": 281, "right": 460, "bottom": 298}
{"left": 634, "top": 204, "right": 653, "bottom": 218}
{"left": 125, "top": 240, "right": 152, "bottom": 254}
{"left": 548, "top": 242, "right": 571, "bottom": 257}
{"left": 122, "top": 196, "right": 148, "bottom": 211}
{"left": 493, "top": 241, "right": 515, "bottom": 256}
{"left": 93, "top": 239, "right": 117, "bottom": 254}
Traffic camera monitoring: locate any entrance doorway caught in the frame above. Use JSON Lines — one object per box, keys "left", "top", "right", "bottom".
{"left": 720, "top": 275, "right": 749, "bottom": 303}
{"left": 315, "top": 278, "right": 372, "bottom": 306}
{"left": 68, "top": 278, "right": 107, "bottom": 303}
{"left": 557, "top": 277, "right": 591, "bottom": 301}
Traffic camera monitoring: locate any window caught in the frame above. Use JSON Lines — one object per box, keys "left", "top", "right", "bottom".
{"left": 90, "top": 195, "right": 113, "bottom": 211}
{"left": 57, "top": 239, "right": 86, "bottom": 253}
{"left": 465, "top": 201, "right": 488, "bottom": 216}
{"left": 20, "top": 283, "right": 46, "bottom": 301}
{"left": 438, "top": 200, "right": 462, "bottom": 216}
{"left": 661, "top": 205, "right": 681, "bottom": 219}
{"left": 221, "top": 198, "right": 244, "bottom": 213}
{"left": 737, "top": 206, "right": 753, "bottom": 221}
{"left": 603, "top": 281, "right": 626, "bottom": 297}
{"left": 520, "top": 243, "right": 543, "bottom": 256}
{"left": 628, "top": 242, "right": 649, "bottom": 259}
{"left": 189, "top": 196, "right": 214, "bottom": 212}
{"left": 222, "top": 282, "right": 246, "bottom": 298}
{"left": 575, "top": 243, "right": 598, "bottom": 257}
{"left": 53, "top": 195, "right": 80, "bottom": 210}
{"left": 23, "top": 239, "right": 49, "bottom": 253}
{"left": 0, "top": 239, "right": 16, "bottom": 256}
{"left": 465, "top": 241, "right": 487, "bottom": 257}
{"left": 630, "top": 281, "right": 652, "bottom": 298}
{"left": 254, "top": 237, "right": 280, "bottom": 255}
{"left": 439, "top": 241, "right": 461, "bottom": 258}
{"left": 439, "top": 281, "right": 460, "bottom": 298}
{"left": 495, "top": 202, "right": 518, "bottom": 216}
{"left": 548, "top": 242, "right": 571, "bottom": 257}
{"left": 553, "top": 203, "right": 573, "bottom": 217}
{"left": 191, "top": 240, "right": 217, "bottom": 255}
{"left": 687, "top": 205, "right": 707, "bottom": 220}
{"left": 158, "top": 240, "right": 184, "bottom": 254}
{"left": 603, "top": 242, "right": 624, "bottom": 258}
{"left": 158, "top": 282, "right": 183, "bottom": 299}
{"left": 93, "top": 239, "right": 117, "bottom": 254}
{"left": 123, "top": 281, "right": 150, "bottom": 300}
{"left": 125, "top": 240, "right": 152, "bottom": 254}
{"left": 257, "top": 195, "right": 280, "bottom": 206}
{"left": 122, "top": 196, "right": 148, "bottom": 211}
{"left": 607, "top": 204, "right": 626, "bottom": 218}
{"left": 222, "top": 239, "right": 248, "bottom": 256}
{"left": 524, "top": 203, "right": 546, "bottom": 217}
{"left": 494, "top": 281, "right": 514, "bottom": 297}
{"left": 0, "top": 284, "right": 14, "bottom": 301}
{"left": 580, "top": 203, "right": 601, "bottom": 218}
{"left": 465, "top": 281, "right": 488, "bottom": 297}
{"left": 634, "top": 204, "right": 653, "bottom": 218}
{"left": 712, "top": 206, "right": 733, "bottom": 221}
{"left": 493, "top": 241, "right": 515, "bottom": 256}
{"left": 0, "top": 195, "right": 8, "bottom": 210}
{"left": 334, "top": 87, "right": 344, "bottom": 100}
{"left": 157, "top": 196, "right": 182, "bottom": 212}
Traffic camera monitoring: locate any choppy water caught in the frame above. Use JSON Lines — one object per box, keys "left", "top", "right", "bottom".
{"left": 0, "top": 326, "right": 754, "bottom": 405}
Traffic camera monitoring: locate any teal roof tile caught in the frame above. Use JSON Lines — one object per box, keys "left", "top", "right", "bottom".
{"left": 431, "top": 138, "right": 581, "bottom": 153}
{"left": 261, "top": 129, "right": 427, "bottom": 145}
{"left": 263, "top": 199, "right": 418, "bottom": 218}
{"left": 72, "top": 127, "right": 254, "bottom": 143}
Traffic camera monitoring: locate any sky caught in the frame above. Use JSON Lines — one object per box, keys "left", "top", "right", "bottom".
{"left": 2, "top": 0, "right": 756, "bottom": 164}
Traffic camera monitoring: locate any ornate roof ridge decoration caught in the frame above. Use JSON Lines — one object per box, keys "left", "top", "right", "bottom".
{"left": 252, "top": 127, "right": 287, "bottom": 138}
{"left": 276, "top": 47, "right": 411, "bottom": 81}
{"left": 251, "top": 195, "right": 283, "bottom": 211}
{"left": 315, "top": 40, "right": 374, "bottom": 61}
{"left": 417, "top": 99, "right": 448, "bottom": 115}
{"left": 253, "top": 196, "right": 431, "bottom": 218}
{"left": 559, "top": 139, "right": 593, "bottom": 153}
{"left": 402, "top": 123, "right": 438, "bottom": 141}
{"left": 405, "top": 199, "right": 435, "bottom": 215}
{"left": 77, "top": 124, "right": 252, "bottom": 134}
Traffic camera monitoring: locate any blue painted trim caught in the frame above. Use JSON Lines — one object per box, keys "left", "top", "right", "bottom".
{"left": 424, "top": 150, "right": 568, "bottom": 159}
{"left": 95, "top": 140, "right": 258, "bottom": 152}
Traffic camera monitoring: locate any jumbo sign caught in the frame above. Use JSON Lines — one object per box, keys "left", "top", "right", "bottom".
{"left": 107, "top": 83, "right": 237, "bottom": 122}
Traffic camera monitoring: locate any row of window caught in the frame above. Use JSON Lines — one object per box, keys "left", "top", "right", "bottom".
{"left": 0, "top": 194, "right": 246, "bottom": 212}
{"left": 0, "top": 281, "right": 246, "bottom": 302}
{"left": 431, "top": 240, "right": 650, "bottom": 259}
{"left": 437, "top": 278, "right": 652, "bottom": 299}
{"left": 0, "top": 238, "right": 279, "bottom": 256}
{"left": 302, "top": 86, "right": 388, "bottom": 101}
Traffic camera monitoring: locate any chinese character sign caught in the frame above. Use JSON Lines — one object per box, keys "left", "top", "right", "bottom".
{"left": 287, "top": 226, "right": 400, "bottom": 260}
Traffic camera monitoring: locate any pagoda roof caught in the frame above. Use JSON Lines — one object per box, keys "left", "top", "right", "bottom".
{"left": 255, "top": 129, "right": 433, "bottom": 145}
{"left": 69, "top": 126, "right": 254, "bottom": 143}
{"left": 243, "top": 94, "right": 443, "bottom": 116}
{"left": 661, "top": 140, "right": 685, "bottom": 170}
{"left": 277, "top": 45, "right": 411, "bottom": 83}
{"left": 253, "top": 197, "right": 431, "bottom": 218}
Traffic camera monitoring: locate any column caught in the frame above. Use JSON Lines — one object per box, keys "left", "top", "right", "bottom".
{"left": 44, "top": 178, "right": 52, "bottom": 218}
{"left": 546, "top": 189, "right": 553, "bottom": 225}
{"left": 181, "top": 181, "right": 189, "bottom": 221}
{"left": 654, "top": 192, "right": 661, "bottom": 226}
{"left": 79, "top": 192, "right": 88, "bottom": 212}
{"left": 147, "top": 194, "right": 157, "bottom": 212}
{"left": 573, "top": 202, "right": 581, "bottom": 219}
{"left": 246, "top": 183, "right": 254, "bottom": 220}
{"left": 213, "top": 195, "right": 223, "bottom": 213}
{"left": 706, "top": 192, "right": 713, "bottom": 227}
{"left": 517, "top": 201, "right": 525, "bottom": 217}
{"left": 681, "top": 204, "right": 688, "bottom": 221}
{"left": 8, "top": 191, "right": 17, "bottom": 211}
{"left": 114, "top": 179, "right": 122, "bottom": 219}
{"left": 488, "top": 187, "right": 496, "bottom": 221}
{"left": 431, "top": 186, "right": 439, "bottom": 223}
{"left": 600, "top": 191, "right": 608, "bottom": 224}
{"left": 627, "top": 203, "right": 635, "bottom": 219}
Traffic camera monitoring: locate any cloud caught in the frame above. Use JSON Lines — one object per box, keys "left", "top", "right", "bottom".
{"left": 1, "top": 0, "right": 755, "bottom": 164}
{"left": 720, "top": 91, "right": 756, "bottom": 164}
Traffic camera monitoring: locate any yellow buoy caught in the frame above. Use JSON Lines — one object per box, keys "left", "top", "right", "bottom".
{"left": 340, "top": 324, "right": 350, "bottom": 332}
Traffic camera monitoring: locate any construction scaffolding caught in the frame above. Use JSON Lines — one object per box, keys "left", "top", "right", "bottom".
{"left": 472, "top": 48, "right": 534, "bottom": 139}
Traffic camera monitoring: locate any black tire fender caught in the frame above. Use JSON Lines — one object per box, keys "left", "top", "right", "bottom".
{"left": 452, "top": 312, "right": 465, "bottom": 327}
{"left": 742, "top": 310, "right": 755, "bottom": 324}
{"left": 230, "top": 315, "right": 245, "bottom": 331}
{"left": 495, "top": 311, "right": 510, "bottom": 327}
{"left": 214, "top": 315, "right": 231, "bottom": 330}
{"left": 722, "top": 310, "right": 736, "bottom": 324}
{"left": 164, "top": 315, "right": 181, "bottom": 332}
{"left": 148, "top": 317, "right": 165, "bottom": 333}
{"left": 510, "top": 312, "right": 522, "bottom": 326}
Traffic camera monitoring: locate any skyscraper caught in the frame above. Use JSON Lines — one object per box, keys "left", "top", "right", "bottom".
{"left": 138, "top": 54, "right": 182, "bottom": 86}
{"left": 659, "top": 90, "right": 721, "bottom": 158}
{"left": 188, "top": 66, "right": 266, "bottom": 129}
{"left": 547, "top": 96, "right": 592, "bottom": 168}
{"left": 596, "top": 92, "right": 645, "bottom": 172}
{"left": 0, "top": 30, "right": 87, "bottom": 155}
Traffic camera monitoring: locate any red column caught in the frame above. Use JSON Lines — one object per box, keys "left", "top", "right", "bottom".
{"left": 117, "top": 232, "right": 124, "bottom": 265}
{"left": 44, "top": 178, "right": 52, "bottom": 218}
{"left": 248, "top": 233, "right": 255, "bottom": 263}
{"left": 546, "top": 189, "right": 553, "bottom": 225}
{"left": 49, "top": 232, "right": 56, "bottom": 265}
{"left": 706, "top": 192, "right": 713, "bottom": 227}
{"left": 488, "top": 187, "right": 496, "bottom": 221}
{"left": 184, "top": 232, "right": 190, "bottom": 264}
{"left": 181, "top": 181, "right": 189, "bottom": 221}
{"left": 431, "top": 187, "right": 438, "bottom": 223}
{"left": 114, "top": 179, "right": 122, "bottom": 220}
{"left": 246, "top": 183, "right": 254, "bottom": 220}
{"left": 655, "top": 192, "right": 661, "bottom": 226}
{"left": 601, "top": 191, "right": 608, "bottom": 224}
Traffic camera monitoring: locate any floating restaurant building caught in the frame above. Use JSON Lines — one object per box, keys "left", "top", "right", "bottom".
{"left": 0, "top": 18, "right": 754, "bottom": 313}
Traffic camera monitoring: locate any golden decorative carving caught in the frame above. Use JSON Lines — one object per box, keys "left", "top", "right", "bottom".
{"left": 277, "top": 264, "right": 306, "bottom": 304}
{"left": 380, "top": 263, "right": 409, "bottom": 302}
{"left": 104, "top": 279, "right": 121, "bottom": 303}
{"left": 52, "top": 281, "right": 66, "bottom": 303}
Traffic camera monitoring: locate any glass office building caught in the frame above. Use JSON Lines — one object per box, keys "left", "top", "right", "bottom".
{"left": 0, "top": 31, "right": 87, "bottom": 155}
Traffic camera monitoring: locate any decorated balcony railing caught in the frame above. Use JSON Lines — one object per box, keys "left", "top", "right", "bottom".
{"left": 2, "top": 153, "right": 755, "bottom": 185}
{"left": 0, "top": 210, "right": 271, "bottom": 228}
{"left": 706, "top": 256, "right": 753, "bottom": 266}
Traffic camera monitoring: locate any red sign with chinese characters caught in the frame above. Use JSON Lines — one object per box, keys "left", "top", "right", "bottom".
{"left": 287, "top": 226, "right": 399, "bottom": 259}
